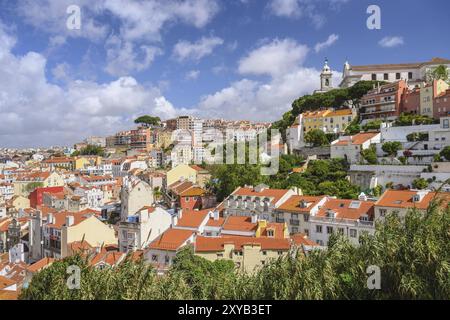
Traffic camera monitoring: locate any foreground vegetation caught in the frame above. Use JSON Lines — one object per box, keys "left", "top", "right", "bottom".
{"left": 21, "top": 203, "right": 450, "bottom": 300}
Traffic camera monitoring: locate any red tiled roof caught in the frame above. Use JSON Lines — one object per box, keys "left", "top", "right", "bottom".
{"left": 27, "top": 257, "right": 55, "bottom": 273}
{"left": 176, "top": 209, "right": 210, "bottom": 229}
{"left": 376, "top": 190, "right": 450, "bottom": 210}
{"left": 148, "top": 229, "right": 194, "bottom": 251}
{"left": 277, "top": 195, "right": 325, "bottom": 213}
{"left": 333, "top": 132, "right": 379, "bottom": 146}
{"left": 316, "top": 199, "right": 375, "bottom": 221}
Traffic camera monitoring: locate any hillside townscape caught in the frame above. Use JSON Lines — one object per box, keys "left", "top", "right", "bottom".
{"left": 0, "top": 0, "right": 449, "bottom": 303}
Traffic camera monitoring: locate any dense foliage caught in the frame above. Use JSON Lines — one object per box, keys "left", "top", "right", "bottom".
{"left": 72, "top": 145, "right": 105, "bottom": 157}
{"left": 382, "top": 141, "right": 402, "bottom": 157}
{"left": 304, "top": 129, "right": 329, "bottom": 147}
{"left": 209, "top": 156, "right": 360, "bottom": 201}
{"left": 440, "top": 146, "right": 450, "bottom": 161}
{"left": 360, "top": 145, "right": 378, "bottom": 164}
{"left": 20, "top": 204, "right": 450, "bottom": 300}
{"left": 394, "top": 113, "right": 435, "bottom": 126}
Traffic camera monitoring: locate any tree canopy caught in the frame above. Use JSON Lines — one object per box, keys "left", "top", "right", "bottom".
{"left": 382, "top": 141, "right": 402, "bottom": 157}
{"left": 72, "top": 145, "right": 105, "bottom": 157}
{"left": 304, "top": 129, "right": 329, "bottom": 147}
{"left": 134, "top": 115, "right": 161, "bottom": 127}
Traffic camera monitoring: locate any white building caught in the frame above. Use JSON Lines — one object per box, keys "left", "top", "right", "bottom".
{"left": 331, "top": 132, "right": 381, "bottom": 164}
{"left": 308, "top": 195, "right": 375, "bottom": 246}
{"left": 120, "top": 176, "right": 154, "bottom": 220}
{"left": 340, "top": 57, "right": 450, "bottom": 88}
{"left": 118, "top": 206, "right": 173, "bottom": 252}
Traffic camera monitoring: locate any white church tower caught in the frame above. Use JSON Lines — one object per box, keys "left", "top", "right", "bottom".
{"left": 314, "top": 58, "right": 334, "bottom": 94}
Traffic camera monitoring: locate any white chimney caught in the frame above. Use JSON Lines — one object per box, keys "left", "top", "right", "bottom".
{"left": 251, "top": 213, "right": 258, "bottom": 224}
{"left": 178, "top": 209, "right": 183, "bottom": 220}
{"left": 48, "top": 213, "right": 54, "bottom": 224}
{"left": 66, "top": 215, "right": 75, "bottom": 227}
{"left": 213, "top": 210, "right": 219, "bottom": 221}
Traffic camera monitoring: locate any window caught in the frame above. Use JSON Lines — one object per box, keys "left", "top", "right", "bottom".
{"left": 443, "top": 119, "right": 449, "bottom": 129}
{"left": 384, "top": 73, "right": 389, "bottom": 80}
{"left": 304, "top": 229, "right": 309, "bottom": 236}
{"left": 338, "top": 228, "right": 344, "bottom": 235}
{"left": 396, "top": 73, "right": 401, "bottom": 80}
{"left": 292, "top": 227, "right": 298, "bottom": 233}
{"left": 262, "top": 251, "right": 267, "bottom": 256}
{"left": 303, "top": 214, "right": 309, "bottom": 222}
{"left": 317, "top": 240, "right": 324, "bottom": 246}
{"left": 371, "top": 74, "right": 377, "bottom": 81}
{"left": 326, "top": 226, "right": 333, "bottom": 234}
{"left": 350, "top": 229, "right": 357, "bottom": 238}
{"left": 165, "top": 255, "right": 170, "bottom": 264}
{"left": 316, "top": 225, "right": 323, "bottom": 233}
{"left": 277, "top": 251, "right": 283, "bottom": 255}
{"left": 151, "top": 254, "right": 158, "bottom": 262}
{"left": 408, "top": 72, "right": 413, "bottom": 80}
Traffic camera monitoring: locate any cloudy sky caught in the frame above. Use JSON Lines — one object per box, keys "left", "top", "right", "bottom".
{"left": 0, "top": 0, "right": 449, "bottom": 147}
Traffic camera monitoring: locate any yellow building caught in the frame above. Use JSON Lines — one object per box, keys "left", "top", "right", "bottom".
{"left": 166, "top": 164, "right": 198, "bottom": 186}
{"left": 13, "top": 172, "right": 65, "bottom": 196}
{"left": 61, "top": 214, "right": 117, "bottom": 258}
{"left": 302, "top": 108, "right": 356, "bottom": 134}
{"left": 74, "top": 156, "right": 103, "bottom": 170}
{"left": 420, "top": 80, "right": 449, "bottom": 117}
{"left": 156, "top": 130, "right": 174, "bottom": 149}
{"left": 302, "top": 110, "right": 331, "bottom": 133}
{"left": 9, "top": 195, "right": 30, "bottom": 210}
{"left": 323, "top": 108, "right": 357, "bottom": 133}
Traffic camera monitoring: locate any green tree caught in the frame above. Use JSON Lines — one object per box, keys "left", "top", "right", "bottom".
{"left": 412, "top": 178, "right": 428, "bottom": 190}
{"left": 428, "top": 65, "right": 449, "bottom": 83}
{"left": 360, "top": 145, "right": 377, "bottom": 164}
{"left": 304, "top": 129, "right": 329, "bottom": 147}
{"left": 74, "top": 145, "right": 105, "bottom": 157}
{"left": 440, "top": 146, "right": 450, "bottom": 161}
{"left": 26, "top": 182, "right": 44, "bottom": 193}
{"left": 395, "top": 113, "right": 434, "bottom": 126}
{"left": 382, "top": 141, "right": 402, "bottom": 157}
{"left": 361, "top": 120, "right": 382, "bottom": 131}
{"left": 134, "top": 115, "right": 161, "bottom": 127}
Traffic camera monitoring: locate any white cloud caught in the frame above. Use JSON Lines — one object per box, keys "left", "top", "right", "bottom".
{"left": 173, "top": 36, "right": 224, "bottom": 62}
{"left": 314, "top": 34, "right": 339, "bottom": 53}
{"left": 191, "top": 38, "right": 342, "bottom": 122}
{"left": 0, "top": 24, "right": 180, "bottom": 147}
{"left": 238, "top": 38, "right": 309, "bottom": 77}
{"left": 104, "top": 35, "right": 163, "bottom": 76}
{"left": 379, "top": 36, "right": 405, "bottom": 48}
{"left": 185, "top": 70, "right": 200, "bottom": 80}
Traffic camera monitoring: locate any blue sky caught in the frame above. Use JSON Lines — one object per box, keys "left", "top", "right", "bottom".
{"left": 0, "top": 0, "right": 449, "bottom": 147}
